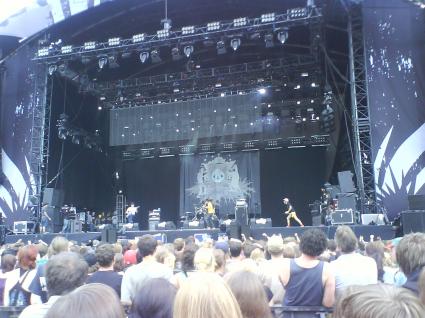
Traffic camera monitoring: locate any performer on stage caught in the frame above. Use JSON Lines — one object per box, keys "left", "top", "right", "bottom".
{"left": 125, "top": 203, "right": 139, "bottom": 224}
{"left": 283, "top": 198, "right": 304, "bottom": 227}
{"left": 60, "top": 205, "right": 71, "bottom": 233}
{"left": 203, "top": 199, "right": 216, "bottom": 229}
{"left": 41, "top": 203, "right": 52, "bottom": 233}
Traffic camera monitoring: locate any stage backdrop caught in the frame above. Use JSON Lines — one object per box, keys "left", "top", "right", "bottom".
{"left": 364, "top": 0, "right": 425, "bottom": 219}
{"left": 180, "top": 152, "right": 261, "bottom": 217}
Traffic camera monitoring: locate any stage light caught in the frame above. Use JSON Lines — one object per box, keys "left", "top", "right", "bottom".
{"left": 108, "top": 55, "right": 120, "bottom": 69}
{"left": 37, "top": 47, "right": 50, "bottom": 57}
{"left": 98, "top": 56, "right": 108, "bottom": 69}
{"left": 72, "top": 135, "right": 80, "bottom": 145}
{"left": 264, "top": 33, "right": 274, "bottom": 48}
{"left": 132, "top": 33, "right": 145, "bottom": 43}
{"left": 257, "top": 88, "right": 266, "bottom": 95}
{"left": 311, "top": 82, "right": 318, "bottom": 87}
{"left": 230, "top": 38, "right": 241, "bottom": 51}
{"left": 98, "top": 106, "right": 102, "bottom": 110}
{"left": 182, "top": 26, "right": 195, "bottom": 35}
{"left": 216, "top": 40, "right": 227, "bottom": 55}
{"left": 183, "top": 45, "right": 194, "bottom": 58}
{"left": 287, "top": 8, "right": 308, "bottom": 18}
{"left": 233, "top": 17, "right": 247, "bottom": 27}
{"left": 48, "top": 65, "right": 57, "bottom": 76}
{"left": 58, "top": 128, "right": 67, "bottom": 140}
{"left": 84, "top": 41, "right": 96, "bottom": 50}
{"left": 171, "top": 47, "right": 182, "bottom": 61}
{"left": 207, "top": 21, "right": 221, "bottom": 31}
{"left": 157, "top": 29, "right": 169, "bottom": 39}
{"left": 139, "top": 52, "right": 149, "bottom": 63}
{"left": 294, "top": 84, "right": 301, "bottom": 90}
{"left": 108, "top": 37, "right": 121, "bottom": 46}
{"left": 151, "top": 49, "right": 162, "bottom": 63}
{"left": 321, "top": 105, "right": 335, "bottom": 133}
{"left": 61, "top": 45, "right": 73, "bottom": 54}
{"left": 277, "top": 30, "right": 289, "bottom": 44}
{"left": 121, "top": 52, "right": 132, "bottom": 59}
{"left": 261, "top": 13, "right": 275, "bottom": 23}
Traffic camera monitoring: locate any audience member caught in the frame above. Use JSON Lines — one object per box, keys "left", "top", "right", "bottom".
{"left": 0, "top": 253, "right": 16, "bottom": 306}
{"left": 226, "top": 239, "right": 244, "bottom": 273}
{"left": 331, "top": 226, "right": 377, "bottom": 294}
{"left": 87, "top": 243, "right": 122, "bottom": 297}
{"left": 173, "top": 272, "right": 242, "bottom": 318}
{"left": 226, "top": 270, "right": 272, "bottom": 318}
{"left": 19, "top": 252, "right": 88, "bottom": 318}
{"left": 4, "top": 245, "right": 38, "bottom": 307}
{"left": 171, "top": 244, "right": 198, "bottom": 288}
{"left": 396, "top": 232, "right": 425, "bottom": 294}
{"left": 334, "top": 284, "right": 425, "bottom": 318}
{"left": 383, "top": 237, "right": 407, "bottom": 286}
{"left": 121, "top": 235, "right": 173, "bottom": 303}
{"left": 194, "top": 247, "right": 216, "bottom": 272}
{"left": 45, "top": 283, "right": 125, "bottom": 318}
{"left": 155, "top": 246, "right": 176, "bottom": 270}
{"left": 113, "top": 253, "right": 125, "bottom": 273}
{"left": 279, "top": 228, "right": 335, "bottom": 315}
{"left": 213, "top": 249, "right": 226, "bottom": 276}
{"left": 129, "top": 278, "right": 176, "bottom": 318}
{"left": 365, "top": 240, "right": 385, "bottom": 282}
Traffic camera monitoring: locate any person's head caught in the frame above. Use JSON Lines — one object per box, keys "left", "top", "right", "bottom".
{"left": 181, "top": 244, "right": 198, "bottom": 272}
{"left": 155, "top": 246, "right": 176, "bottom": 269}
{"left": 137, "top": 235, "right": 158, "bottom": 258}
{"left": 225, "top": 270, "right": 272, "bottom": 318}
{"left": 194, "top": 248, "right": 216, "bottom": 272}
{"left": 1, "top": 253, "right": 16, "bottom": 273}
{"left": 334, "top": 284, "right": 425, "bottom": 318}
{"left": 299, "top": 229, "right": 327, "bottom": 257}
{"left": 95, "top": 243, "right": 115, "bottom": 268}
{"left": 173, "top": 238, "right": 185, "bottom": 252}
{"left": 366, "top": 241, "right": 385, "bottom": 278}
{"left": 283, "top": 198, "right": 289, "bottom": 204}
{"left": 48, "top": 236, "right": 69, "bottom": 258}
{"left": 129, "top": 278, "right": 176, "bottom": 318}
{"left": 335, "top": 225, "right": 358, "bottom": 254}
{"left": 229, "top": 239, "right": 243, "bottom": 258}
{"left": 113, "top": 253, "right": 125, "bottom": 272}
{"left": 130, "top": 203, "right": 135, "bottom": 207}
{"left": 250, "top": 248, "right": 265, "bottom": 264}
{"left": 45, "top": 283, "right": 125, "bottom": 318}
{"left": 174, "top": 273, "right": 242, "bottom": 318}
{"left": 36, "top": 243, "right": 48, "bottom": 258}
{"left": 17, "top": 245, "right": 38, "bottom": 270}
{"left": 267, "top": 235, "right": 284, "bottom": 258}
{"left": 46, "top": 252, "right": 88, "bottom": 297}
{"left": 213, "top": 249, "right": 226, "bottom": 274}
{"left": 327, "top": 239, "right": 337, "bottom": 252}
{"left": 396, "top": 233, "right": 425, "bottom": 276}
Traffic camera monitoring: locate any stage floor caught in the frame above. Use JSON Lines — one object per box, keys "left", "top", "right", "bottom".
{"left": 4, "top": 225, "right": 395, "bottom": 245}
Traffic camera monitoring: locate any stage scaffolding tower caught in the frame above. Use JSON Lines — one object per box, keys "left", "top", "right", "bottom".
{"left": 348, "top": 4, "right": 376, "bottom": 214}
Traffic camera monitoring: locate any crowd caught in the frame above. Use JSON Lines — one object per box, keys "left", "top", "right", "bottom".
{"left": 0, "top": 225, "right": 424, "bottom": 317}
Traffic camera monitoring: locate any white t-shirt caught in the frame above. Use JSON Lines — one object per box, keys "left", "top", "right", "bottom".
{"left": 330, "top": 252, "right": 378, "bottom": 294}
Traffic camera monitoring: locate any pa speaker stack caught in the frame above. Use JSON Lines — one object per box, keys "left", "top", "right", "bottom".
{"left": 401, "top": 210, "right": 425, "bottom": 234}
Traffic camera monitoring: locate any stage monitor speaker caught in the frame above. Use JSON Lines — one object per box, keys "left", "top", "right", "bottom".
{"left": 250, "top": 218, "right": 272, "bottom": 228}
{"left": 408, "top": 195, "right": 425, "bottom": 211}
{"left": 181, "top": 221, "right": 205, "bottom": 229}
{"left": 338, "top": 171, "right": 356, "bottom": 193}
{"left": 156, "top": 221, "right": 176, "bottom": 230}
{"left": 401, "top": 210, "right": 425, "bottom": 234}
{"left": 101, "top": 225, "right": 117, "bottom": 243}
{"left": 330, "top": 209, "right": 354, "bottom": 225}
{"left": 43, "top": 188, "right": 64, "bottom": 207}
{"left": 361, "top": 214, "right": 386, "bottom": 225}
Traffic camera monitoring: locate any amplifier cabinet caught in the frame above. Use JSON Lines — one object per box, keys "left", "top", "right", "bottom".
{"left": 331, "top": 209, "right": 354, "bottom": 225}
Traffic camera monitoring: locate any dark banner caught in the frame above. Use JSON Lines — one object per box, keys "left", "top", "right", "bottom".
{"left": 179, "top": 152, "right": 261, "bottom": 217}
{"left": 364, "top": 0, "right": 425, "bottom": 218}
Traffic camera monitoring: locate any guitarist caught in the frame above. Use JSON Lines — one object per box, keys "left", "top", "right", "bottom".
{"left": 125, "top": 203, "right": 139, "bottom": 224}
{"left": 283, "top": 198, "right": 304, "bottom": 227}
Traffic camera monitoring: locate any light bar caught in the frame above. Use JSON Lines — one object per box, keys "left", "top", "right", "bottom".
{"left": 261, "top": 13, "right": 276, "bottom": 23}
{"left": 84, "top": 41, "right": 97, "bottom": 50}
{"left": 287, "top": 8, "right": 308, "bottom": 18}
{"left": 233, "top": 17, "right": 248, "bottom": 27}
{"left": 207, "top": 21, "right": 221, "bottom": 31}
{"left": 37, "top": 47, "right": 50, "bottom": 57}
{"left": 181, "top": 26, "right": 195, "bottom": 35}
{"left": 108, "top": 37, "right": 121, "bottom": 46}
{"left": 132, "top": 33, "right": 145, "bottom": 43}
{"left": 157, "top": 29, "right": 170, "bottom": 39}
{"left": 60, "top": 45, "right": 73, "bottom": 54}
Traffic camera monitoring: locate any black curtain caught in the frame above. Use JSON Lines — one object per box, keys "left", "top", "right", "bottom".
{"left": 260, "top": 148, "right": 327, "bottom": 226}
{"left": 123, "top": 157, "right": 180, "bottom": 229}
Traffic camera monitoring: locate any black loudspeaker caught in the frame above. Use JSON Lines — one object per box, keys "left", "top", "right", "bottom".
{"left": 338, "top": 171, "right": 356, "bottom": 193}
{"left": 408, "top": 195, "right": 425, "bottom": 211}
{"left": 401, "top": 210, "right": 425, "bottom": 234}
{"left": 250, "top": 218, "right": 272, "bottom": 228}
{"left": 312, "top": 214, "right": 322, "bottom": 226}
{"left": 156, "top": 221, "right": 176, "bottom": 230}
{"left": 43, "top": 188, "right": 64, "bottom": 207}
{"left": 337, "top": 193, "right": 357, "bottom": 211}
{"left": 227, "top": 222, "right": 241, "bottom": 239}
{"left": 181, "top": 221, "right": 205, "bottom": 229}
{"left": 101, "top": 225, "right": 117, "bottom": 243}
{"left": 51, "top": 207, "right": 63, "bottom": 233}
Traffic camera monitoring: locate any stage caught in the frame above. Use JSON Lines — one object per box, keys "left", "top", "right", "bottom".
{"left": 4, "top": 225, "right": 395, "bottom": 245}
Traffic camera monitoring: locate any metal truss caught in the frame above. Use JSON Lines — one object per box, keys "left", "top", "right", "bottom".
{"left": 348, "top": 4, "right": 376, "bottom": 213}
{"left": 34, "top": 7, "right": 322, "bottom": 62}
{"left": 29, "top": 63, "right": 52, "bottom": 212}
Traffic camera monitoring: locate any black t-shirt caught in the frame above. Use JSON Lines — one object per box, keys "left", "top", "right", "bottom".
{"left": 283, "top": 203, "right": 294, "bottom": 213}
{"left": 86, "top": 270, "right": 123, "bottom": 297}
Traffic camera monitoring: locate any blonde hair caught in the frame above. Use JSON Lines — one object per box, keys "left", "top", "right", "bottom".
{"left": 174, "top": 273, "right": 242, "bottom": 318}
{"left": 250, "top": 248, "right": 265, "bottom": 264}
{"left": 48, "top": 236, "right": 69, "bottom": 257}
{"left": 194, "top": 248, "right": 216, "bottom": 272}
{"left": 334, "top": 284, "right": 425, "bottom": 318}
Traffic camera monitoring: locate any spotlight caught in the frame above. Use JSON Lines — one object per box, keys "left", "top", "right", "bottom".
{"left": 132, "top": 33, "right": 145, "bottom": 43}
{"left": 61, "top": 45, "right": 73, "bottom": 54}
{"left": 182, "top": 26, "right": 195, "bottom": 35}
{"left": 233, "top": 17, "right": 248, "bottom": 27}
{"left": 321, "top": 105, "right": 335, "bottom": 133}
{"left": 139, "top": 52, "right": 149, "bottom": 63}
{"left": 183, "top": 45, "right": 194, "bottom": 58}
{"left": 230, "top": 38, "right": 241, "bottom": 51}
{"left": 98, "top": 56, "right": 108, "bottom": 69}
{"left": 207, "top": 21, "right": 221, "bottom": 31}
{"left": 48, "top": 65, "right": 57, "bottom": 75}
{"left": 277, "top": 30, "right": 289, "bottom": 44}
{"left": 151, "top": 49, "right": 162, "bottom": 63}
{"left": 216, "top": 40, "right": 226, "bottom": 55}
{"left": 58, "top": 128, "right": 67, "bottom": 140}
{"left": 157, "top": 29, "right": 169, "bottom": 39}
{"left": 37, "top": 47, "right": 50, "bottom": 57}
{"left": 72, "top": 135, "right": 80, "bottom": 145}
{"left": 257, "top": 88, "right": 266, "bottom": 95}
{"left": 84, "top": 41, "right": 96, "bottom": 50}
{"left": 108, "top": 37, "right": 121, "bottom": 46}
{"left": 264, "top": 33, "right": 274, "bottom": 48}
{"left": 171, "top": 47, "right": 182, "bottom": 61}
{"left": 261, "top": 13, "right": 276, "bottom": 23}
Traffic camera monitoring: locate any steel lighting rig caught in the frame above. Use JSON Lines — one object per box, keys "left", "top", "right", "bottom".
{"left": 34, "top": 7, "right": 322, "bottom": 62}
